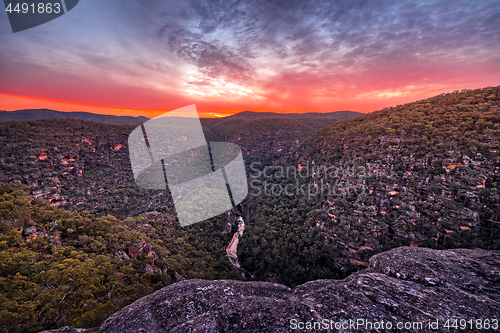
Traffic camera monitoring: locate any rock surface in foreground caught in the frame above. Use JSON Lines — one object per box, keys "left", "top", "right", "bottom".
{"left": 42, "top": 247, "right": 500, "bottom": 333}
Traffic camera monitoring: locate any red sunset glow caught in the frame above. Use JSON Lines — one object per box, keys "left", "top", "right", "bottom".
{"left": 1, "top": 1, "right": 499, "bottom": 118}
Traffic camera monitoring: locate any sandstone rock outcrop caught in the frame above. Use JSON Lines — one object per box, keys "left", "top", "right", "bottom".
{"left": 41, "top": 247, "right": 500, "bottom": 333}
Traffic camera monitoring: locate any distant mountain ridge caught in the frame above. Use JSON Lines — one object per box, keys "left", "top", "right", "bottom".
{"left": 201, "top": 110, "right": 362, "bottom": 136}
{"left": 1, "top": 108, "right": 362, "bottom": 128}
{"left": 222, "top": 110, "right": 362, "bottom": 120}
{"left": 0, "top": 109, "right": 150, "bottom": 125}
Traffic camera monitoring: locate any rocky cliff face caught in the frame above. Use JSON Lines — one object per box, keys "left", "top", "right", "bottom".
{"left": 42, "top": 247, "right": 500, "bottom": 333}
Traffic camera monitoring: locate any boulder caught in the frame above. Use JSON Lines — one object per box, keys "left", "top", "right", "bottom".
{"left": 22, "top": 226, "right": 36, "bottom": 236}
{"left": 101, "top": 247, "right": 499, "bottom": 332}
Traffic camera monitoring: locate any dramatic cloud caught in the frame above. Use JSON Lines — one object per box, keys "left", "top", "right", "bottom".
{"left": 0, "top": 0, "right": 499, "bottom": 116}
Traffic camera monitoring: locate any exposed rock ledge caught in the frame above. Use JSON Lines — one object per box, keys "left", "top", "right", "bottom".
{"left": 41, "top": 247, "right": 500, "bottom": 333}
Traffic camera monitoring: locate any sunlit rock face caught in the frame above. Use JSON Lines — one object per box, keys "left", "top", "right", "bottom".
{"left": 42, "top": 246, "right": 500, "bottom": 333}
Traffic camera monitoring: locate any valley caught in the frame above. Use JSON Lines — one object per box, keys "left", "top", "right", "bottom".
{"left": 1, "top": 87, "right": 500, "bottom": 331}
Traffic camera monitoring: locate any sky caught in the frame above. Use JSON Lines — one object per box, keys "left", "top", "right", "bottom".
{"left": 0, "top": 0, "right": 499, "bottom": 118}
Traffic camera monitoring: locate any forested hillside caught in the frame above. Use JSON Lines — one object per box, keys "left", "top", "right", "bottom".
{"left": 224, "top": 117, "right": 315, "bottom": 164}
{"left": 0, "top": 120, "right": 158, "bottom": 219}
{"left": 0, "top": 185, "right": 240, "bottom": 332}
{"left": 0, "top": 111, "right": 360, "bottom": 220}
{"left": 239, "top": 86, "right": 500, "bottom": 285}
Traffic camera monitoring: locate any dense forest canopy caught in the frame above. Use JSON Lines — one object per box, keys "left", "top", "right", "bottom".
{"left": 0, "top": 185, "right": 241, "bottom": 332}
